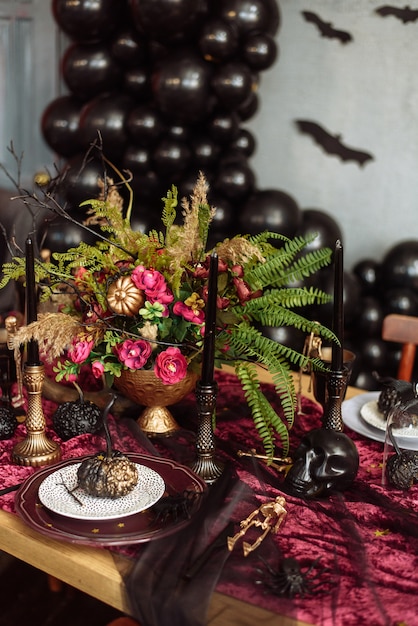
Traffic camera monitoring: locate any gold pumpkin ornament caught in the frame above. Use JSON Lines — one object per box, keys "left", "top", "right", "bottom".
{"left": 106, "top": 276, "right": 145, "bottom": 316}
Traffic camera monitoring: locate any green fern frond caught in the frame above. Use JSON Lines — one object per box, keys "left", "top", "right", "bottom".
{"left": 241, "top": 287, "right": 331, "bottom": 314}
{"left": 227, "top": 325, "right": 297, "bottom": 423}
{"left": 161, "top": 185, "right": 178, "bottom": 238}
{"left": 0, "top": 258, "right": 26, "bottom": 288}
{"left": 235, "top": 361, "right": 290, "bottom": 456}
{"left": 282, "top": 248, "right": 333, "bottom": 284}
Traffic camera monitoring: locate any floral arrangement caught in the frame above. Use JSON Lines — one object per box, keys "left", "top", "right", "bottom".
{"left": 1, "top": 164, "right": 336, "bottom": 456}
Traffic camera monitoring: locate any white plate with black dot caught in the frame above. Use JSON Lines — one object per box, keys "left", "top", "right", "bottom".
{"left": 38, "top": 462, "right": 165, "bottom": 521}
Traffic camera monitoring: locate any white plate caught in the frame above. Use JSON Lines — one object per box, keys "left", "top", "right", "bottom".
{"left": 38, "top": 462, "right": 165, "bottom": 521}
{"left": 360, "top": 399, "right": 418, "bottom": 438}
{"left": 342, "top": 392, "right": 418, "bottom": 451}
{"left": 360, "top": 400, "right": 387, "bottom": 431}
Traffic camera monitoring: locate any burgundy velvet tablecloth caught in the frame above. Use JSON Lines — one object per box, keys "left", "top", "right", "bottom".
{"left": 1, "top": 371, "right": 418, "bottom": 626}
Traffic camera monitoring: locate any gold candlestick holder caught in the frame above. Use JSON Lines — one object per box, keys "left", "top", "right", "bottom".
{"left": 191, "top": 381, "right": 224, "bottom": 484}
{"left": 12, "top": 363, "right": 61, "bottom": 466}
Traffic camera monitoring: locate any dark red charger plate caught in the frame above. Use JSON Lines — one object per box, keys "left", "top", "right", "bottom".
{"left": 15, "top": 453, "right": 207, "bottom": 547}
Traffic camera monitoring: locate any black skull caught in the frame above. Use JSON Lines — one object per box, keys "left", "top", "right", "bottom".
{"left": 284, "top": 428, "right": 359, "bottom": 498}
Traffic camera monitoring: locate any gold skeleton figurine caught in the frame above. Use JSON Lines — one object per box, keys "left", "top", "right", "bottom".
{"left": 227, "top": 496, "right": 287, "bottom": 557}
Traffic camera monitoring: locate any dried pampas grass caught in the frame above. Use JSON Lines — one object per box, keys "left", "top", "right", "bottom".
{"left": 12, "top": 313, "right": 84, "bottom": 363}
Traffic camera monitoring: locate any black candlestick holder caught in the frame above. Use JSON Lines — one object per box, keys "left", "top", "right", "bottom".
{"left": 191, "top": 381, "right": 224, "bottom": 484}
{"left": 322, "top": 368, "right": 351, "bottom": 431}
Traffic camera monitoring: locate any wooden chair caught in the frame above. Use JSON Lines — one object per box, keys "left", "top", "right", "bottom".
{"left": 382, "top": 313, "right": 418, "bottom": 381}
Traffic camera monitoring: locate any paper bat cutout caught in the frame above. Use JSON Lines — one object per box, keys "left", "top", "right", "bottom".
{"left": 295, "top": 120, "right": 374, "bottom": 167}
{"left": 301, "top": 11, "right": 353, "bottom": 43}
{"left": 375, "top": 5, "right": 418, "bottom": 23}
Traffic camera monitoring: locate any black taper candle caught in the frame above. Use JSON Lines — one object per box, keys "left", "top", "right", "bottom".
{"left": 200, "top": 251, "right": 219, "bottom": 385}
{"left": 25, "top": 237, "right": 40, "bottom": 364}
{"left": 331, "top": 239, "right": 344, "bottom": 371}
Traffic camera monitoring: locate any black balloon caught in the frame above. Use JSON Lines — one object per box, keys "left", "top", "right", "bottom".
{"left": 79, "top": 93, "right": 134, "bottom": 159}
{"left": 355, "top": 296, "right": 384, "bottom": 337}
{"left": 130, "top": 0, "right": 209, "bottom": 43}
{"left": 124, "top": 65, "right": 150, "bottom": 98}
{"left": 152, "top": 49, "right": 213, "bottom": 123}
{"left": 52, "top": 0, "right": 122, "bottom": 43}
{"left": 218, "top": 0, "right": 280, "bottom": 37}
{"left": 152, "top": 138, "right": 192, "bottom": 177}
{"left": 130, "top": 200, "right": 165, "bottom": 234}
{"left": 219, "top": 149, "right": 248, "bottom": 167}
{"left": 191, "top": 135, "right": 221, "bottom": 167}
{"left": 214, "top": 161, "right": 256, "bottom": 201}
{"left": 62, "top": 43, "right": 122, "bottom": 100}
{"left": 166, "top": 124, "right": 191, "bottom": 142}
{"left": 126, "top": 105, "right": 165, "bottom": 146}
{"left": 110, "top": 28, "right": 146, "bottom": 67}
{"left": 41, "top": 215, "right": 99, "bottom": 254}
{"left": 60, "top": 155, "right": 107, "bottom": 210}
{"left": 353, "top": 258, "right": 381, "bottom": 295}
{"left": 384, "top": 287, "right": 418, "bottom": 316}
{"left": 260, "top": 325, "right": 306, "bottom": 357}
{"left": 353, "top": 369, "right": 380, "bottom": 391}
{"left": 296, "top": 208, "right": 343, "bottom": 252}
{"left": 229, "top": 128, "right": 256, "bottom": 157}
{"left": 41, "top": 96, "right": 83, "bottom": 158}
{"left": 242, "top": 32, "right": 278, "bottom": 71}
{"left": 198, "top": 18, "right": 239, "bottom": 62}
{"left": 123, "top": 145, "right": 152, "bottom": 174}
{"left": 236, "top": 90, "right": 259, "bottom": 121}
{"left": 381, "top": 240, "right": 418, "bottom": 291}
{"left": 206, "top": 110, "right": 240, "bottom": 144}
{"left": 359, "top": 337, "right": 388, "bottom": 371}
{"left": 211, "top": 62, "right": 254, "bottom": 110}
{"left": 130, "top": 170, "right": 163, "bottom": 202}
{"left": 206, "top": 192, "right": 234, "bottom": 233}
{"left": 239, "top": 189, "right": 301, "bottom": 238}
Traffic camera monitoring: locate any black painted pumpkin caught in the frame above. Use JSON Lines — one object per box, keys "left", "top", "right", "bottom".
{"left": 0, "top": 406, "right": 18, "bottom": 440}
{"left": 77, "top": 395, "right": 138, "bottom": 498}
{"left": 52, "top": 383, "right": 102, "bottom": 440}
{"left": 77, "top": 449, "right": 138, "bottom": 498}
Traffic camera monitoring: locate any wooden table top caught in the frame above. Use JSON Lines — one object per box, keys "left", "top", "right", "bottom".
{"left": 0, "top": 368, "right": 365, "bottom": 626}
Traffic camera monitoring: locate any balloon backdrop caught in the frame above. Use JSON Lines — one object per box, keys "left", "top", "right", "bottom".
{"left": 44, "top": 0, "right": 418, "bottom": 388}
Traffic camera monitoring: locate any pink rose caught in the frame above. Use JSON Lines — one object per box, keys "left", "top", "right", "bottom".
{"left": 131, "top": 266, "right": 173, "bottom": 304}
{"left": 154, "top": 347, "right": 188, "bottom": 384}
{"left": 67, "top": 339, "right": 94, "bottom": 364}
{"left": 173, "top": 301, "right": 205, "bottom": 324}
{"left": 116, "top": 338, "right": 152, "bottom": 370}
{"left": 91, "top": 360, "right": 105, "bottom": 379}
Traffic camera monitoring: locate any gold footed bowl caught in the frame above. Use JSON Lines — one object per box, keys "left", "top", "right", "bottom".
{"left": 114, "top": 369, "right": 199, "bottom": 436}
